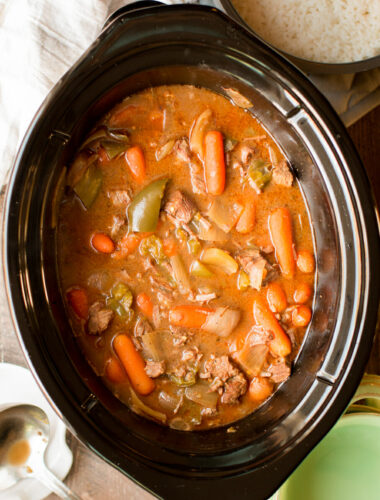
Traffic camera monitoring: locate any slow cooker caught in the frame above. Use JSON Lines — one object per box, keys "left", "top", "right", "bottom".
{"left": 3, "top": 3, "right": 380, "bottom": 499}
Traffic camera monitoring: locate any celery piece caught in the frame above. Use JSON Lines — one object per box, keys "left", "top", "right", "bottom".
{"left": 111, "top": 283, "right": 130, "bottom": 300}
{"left": 139, "top": 235, "right": 166, "bottom": 264}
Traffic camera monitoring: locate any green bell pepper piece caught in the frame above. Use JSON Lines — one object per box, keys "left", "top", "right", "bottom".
{"left": 128, "top": 178, "right": 168, "bottom": 232}
{"left": 247, "top": 159, "right": 272, "bottom": 191}
{"left": 73, "top": 163, "right": 103, "bottom": 209}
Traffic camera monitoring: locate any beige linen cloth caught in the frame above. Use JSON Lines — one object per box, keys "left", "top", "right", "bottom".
{"left": 0, "top": 0, "right": 379, "bottom": 186}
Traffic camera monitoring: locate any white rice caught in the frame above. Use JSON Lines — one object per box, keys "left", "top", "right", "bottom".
{"left": 231, "top": 0, "right": 380, "bottom": 63}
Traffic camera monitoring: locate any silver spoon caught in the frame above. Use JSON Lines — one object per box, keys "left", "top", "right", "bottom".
{"left": 0, "top": 404, "right": 81, "bottom": 499}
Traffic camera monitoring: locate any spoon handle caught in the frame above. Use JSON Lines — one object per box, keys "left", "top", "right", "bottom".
{"left": 34, "top": 465, "right": 82, "bottom": 500}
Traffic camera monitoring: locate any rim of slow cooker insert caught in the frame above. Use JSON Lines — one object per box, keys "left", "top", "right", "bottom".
{"left": 3, "top": 5, "right": 380, "bottom": 498}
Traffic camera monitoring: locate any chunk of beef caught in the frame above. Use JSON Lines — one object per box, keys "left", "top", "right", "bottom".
{"left": 237, "top": 249, "right": 270, "bottom": 290}
{"left": 174, "top": 137, "right": 206, "bottom": 195}
{"left": 174, "top": 137, "right": 192, "bottom": 163}
{"left": 269, "top": 360, "right": 291, "bottom": 384}
{"left": 189, "top": 161, "right": 207, "bottom": 195}
{"left": 87, "top": 302, "right": 113, "bottom": 335}
{"left": 201, "top": 407, "right": 218, "bottom": 417}
{"left": 221, "top": 372, "right": 247, "bottom": 404}
{"left": 272, "top": 160, "right": 293, "bottom": 188}
{"left": 238, "top": 144, "right": 256, "bottom": 165}
{"left": 164, "top": 190, "right": 196, "bottom": 225}
{"left": 145, "top": 360, "right": 166, "bottom": 378}
{"left": 204, "top": 355, "right": 239, "bottom": 380}
{"left": 202, "top": 355, "right": 247, "bottom": 404}
{"left": 107, "top": 189, "right": 131, "bottom": 206}
{"left": 169, "top": 325, "right": 190, "bottom": 346}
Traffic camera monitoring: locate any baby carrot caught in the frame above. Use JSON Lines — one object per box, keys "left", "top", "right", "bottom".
{"left": 91, "top": 233, "right": 115, "bottom": 254}
{"left": 113, "top": 334, "right": 155, "bottom": 396}
{"left": 268, "top": 207, "right": 295, "bottom": 279}
{"left": 266, "top": 282, "right": 287, "bottom": 313}
{"left": 292, "top": 305, "right": 312, "bottom": 327}
{"left": 136, "top": 292, "right": 154, "bottom": 319}
{"left": 163, "top": 237, "right": 178, "bottom": 257}
{"left": 112, "top": 233, "right": 141, "bottom": 259}
{"left": 105, "top": 357, "right": 127, "bottom": 384}
{"left": 125, "top": 146, "right": 146, "bottom": 184}
{"left": 252, "top": 296, "right": 291, "bottom": 357}
{"left": 66, "top": 288, "right": 89, "bottom": 320}
{"left": 248, "top": 377, "right": 274, "bottom": 403}
{"left": 169, "top": 305, "right": 212, "bottom": 329}
{"left": 236, "top": 201, "right": 256, "bottom": 234}
{"left": 204, "top": 131, "right": 226, "bottom": 195}
{"left": 294, "top": 282, "right": 313, "bottom": 304}
{"left": 296, "top": 250, "right": 315, "bottom": 274}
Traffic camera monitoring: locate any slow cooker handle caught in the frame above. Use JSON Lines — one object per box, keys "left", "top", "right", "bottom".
{"left": 105, "top": 0, "right": 226, "bottom": 28}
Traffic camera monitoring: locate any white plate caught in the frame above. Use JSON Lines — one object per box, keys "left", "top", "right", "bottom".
{"left": 0, "top": 363, "right": 73, "bottom": 500}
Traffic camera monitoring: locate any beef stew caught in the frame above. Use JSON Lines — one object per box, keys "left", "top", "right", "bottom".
{"left": 58, "top": 85, "right": 315, "bottom": 431}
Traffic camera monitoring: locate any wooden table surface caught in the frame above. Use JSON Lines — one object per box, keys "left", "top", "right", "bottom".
{"left": 0, "top": 105, "right": 379, "bottom": 500}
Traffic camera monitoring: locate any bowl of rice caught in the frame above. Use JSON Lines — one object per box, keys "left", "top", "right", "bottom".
{"left": 221, "top": 0, "right": 380, "bottom": 73}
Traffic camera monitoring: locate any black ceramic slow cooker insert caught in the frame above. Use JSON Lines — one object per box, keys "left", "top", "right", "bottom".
{"left": 3, "top": 5, "right": 380, "bottom": 499}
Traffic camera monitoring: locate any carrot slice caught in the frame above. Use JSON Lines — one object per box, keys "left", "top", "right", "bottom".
{"left": 163, "top": 237, "right": 178, "bottom": 257}
{"left": 169, "top": 305, "right": 212, "bottom": 329}
{"left": 252, "top": 296, "right": 291, "bottom": 357}
{"left": 66, "top": 288, "right": 89, "bottom": 320}
{"left": 236, "top": 202, "right": 256, "bottom": 234}
{"left": 268, "top": 207, "right": 295, "bottom": 279}
{"left": 91, "top": 233, "right": 115, "bottom": 254}
{"left": 204, "top": 131, "right": 226, "bottom": 195}
{"left": 125, "top": 146, "right": 146, "bottom": 184}
{"left": 136, "top": 292, "right": 154, "bottom": 319}
{"left": 113, "top": 334, "right": 155, "bottom": 395}
{"left": 105, "top": 357, "right": 127, "bottom": 384}
{"left": 112, "top": 233, "right": 141, "bottom": 259}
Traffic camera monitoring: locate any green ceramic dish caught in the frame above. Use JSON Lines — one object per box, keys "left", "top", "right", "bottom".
{"left": 271, "top": 375, "right": 380, "bottom": 500}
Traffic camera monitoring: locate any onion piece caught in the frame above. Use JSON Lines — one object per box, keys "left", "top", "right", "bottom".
{"left": 155, "top": 139, "right": 175, "bottom": 161}
{"left": 234, "top": 344, "right": 269, "bottom": 377}
{"left": 189, "top": 109, "right": 212, "bottom": 160}
{"left": 185, "top": 384, "right": 218, "bottom": 409}
{"left": 202, "top": 307, "right": 240, "bottom": 337}
{"left": 223, "top": 88, "right": 253, "bottom": 109}
{"left": 170, "top": 254, "right": 191, "bottom": 292}
{"left": 201, "top": 248, "right": 238, "bottom": 275}
{"left": 130, "top": 388, "right": 167, "bottom": 424}
{"left": 207, "top": 199, "right": 244, "bottom": 233}
{"left": 197, "top": 217, "right": 228, "bottom": 242}
{"left": 190, "top": 260, "right": 213, "bottom": 278}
